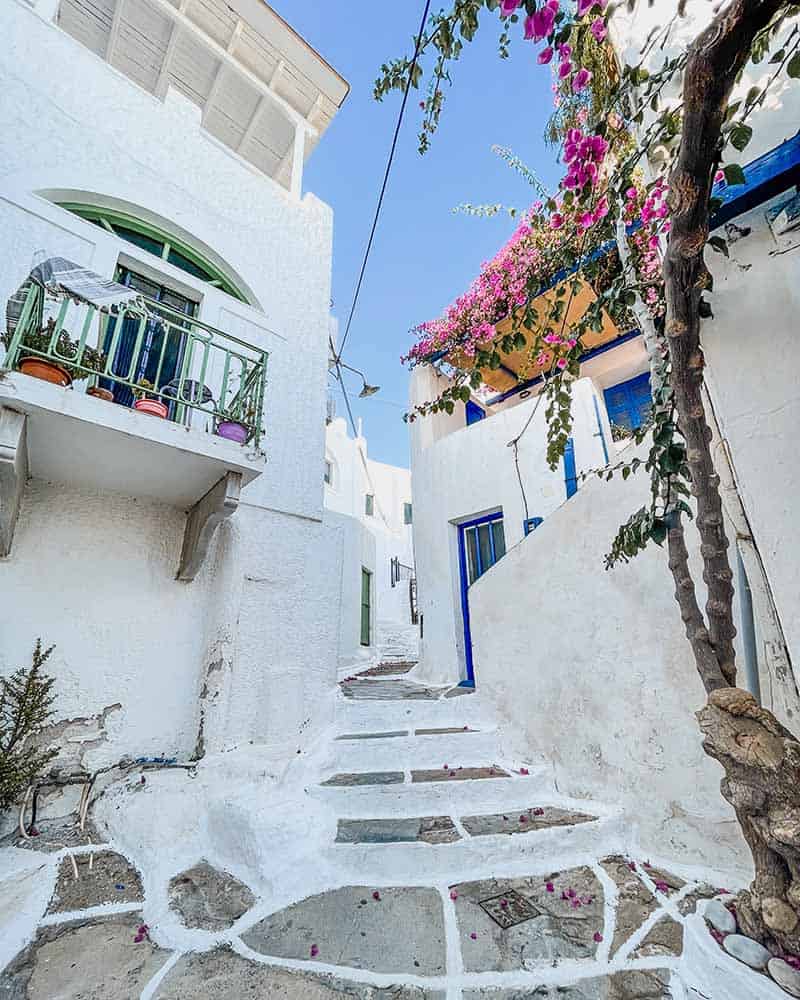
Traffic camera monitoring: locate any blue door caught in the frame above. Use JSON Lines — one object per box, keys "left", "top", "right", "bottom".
{"left": 457, "top": 511, "right": 506, "bottom": 686}
{"left": 603, "top": 372, "right": 652, "bottom": 434}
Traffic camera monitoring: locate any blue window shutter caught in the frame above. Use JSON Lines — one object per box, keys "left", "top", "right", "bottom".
{"left": 604, "top": 372, "right": 652, "bottom": 431}
{"left": 465, "top": 400, "right": 485, "bottom": 426}
{"left": 563, "top": 438, "right": 578, "bottom": 498}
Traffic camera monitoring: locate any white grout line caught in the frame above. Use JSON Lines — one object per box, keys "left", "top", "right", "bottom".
{"left": 450, "top": 815, "right": 471, "bottom": 840}
{"left": 140, "top": 950, "right": 182, "bottom": 1000}
{"left": 591, "top": 860, "right": 618, "bottom": 964}
{"left": 439, "top": 883, "right": 464, "bottom": 1000}
{"left": 39, "top": 899, "right": 142, "bottom": 926}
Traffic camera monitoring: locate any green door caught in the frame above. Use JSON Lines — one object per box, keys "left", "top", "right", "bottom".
{"left": 360, "top": 568, "right": 372, "bottom": 646}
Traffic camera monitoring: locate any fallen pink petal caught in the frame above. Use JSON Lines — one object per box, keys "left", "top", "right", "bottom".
{"left": 310, "top": 944, "right": 319, "bottom": 958}
{"left": 593, "top": 931, "right": 604, "bottom": 943}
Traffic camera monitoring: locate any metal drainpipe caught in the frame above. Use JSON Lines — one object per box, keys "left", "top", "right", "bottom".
{"left": 736, "top": 545, "right": 761, "bottom": 703}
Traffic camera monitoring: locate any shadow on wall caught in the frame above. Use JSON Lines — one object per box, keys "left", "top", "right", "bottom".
{"left": 467, "top": 443, "right": 749, "bottom": 873}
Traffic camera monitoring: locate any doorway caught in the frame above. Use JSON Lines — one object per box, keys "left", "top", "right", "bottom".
{"left": 360, "top": 568, "right": 372, "bottom": 647}
{"left": 457, "top": 511, "right": 506, "bottom": 686}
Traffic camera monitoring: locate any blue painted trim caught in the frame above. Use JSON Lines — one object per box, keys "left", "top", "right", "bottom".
{"left": 592, "top": 394, "right": 610, "bottom": 465}
{"left": 484, "top": 329, "right": 643, "bottom": 406}
{"left": 465, "top": 399, "right": 485, "bottom": 426}
{"left": 563, "top": 438, "right": 578, "bottom": 499}
{"left": 456, "top": 510, "right": 504, "bottom": 686}
{"left": 523, "top": 516, "right": 544, "bottom": 536}
{"left": 710, "top": 132, "right": 800, "bottom": 230}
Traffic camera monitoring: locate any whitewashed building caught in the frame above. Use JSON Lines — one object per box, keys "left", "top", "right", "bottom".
{"left": 408, "top": 21, "right": 800, "bottom": 867}
{"left": 0, "top": 0, "right": 352, "bottom": 791}
{"left": 323, "top": 414, "right": 416, "bottom": 671}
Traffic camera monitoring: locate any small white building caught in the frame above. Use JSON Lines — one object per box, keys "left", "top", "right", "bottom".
{"left": 0, "top": 0, "right": 353, "bottom": 792}
{"left": 323, "top": 415, "right": 416, "bottom": 670}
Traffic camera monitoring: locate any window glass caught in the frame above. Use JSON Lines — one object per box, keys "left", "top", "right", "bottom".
{"left": 466, "top": 527, "right": 479, "bottom": 584}
{"left": 324, "top": 460, "right": 332, "bottom": 485}
{"left": 112, "top": 224, "right": 164, "bottom": 259}
{"left": 491, "top": 520, "right": 506, "bottom": 560}
{"left": 478, "top": 523, "right": 493, "bottom": 573}
{"left": 403, "top": 502, "right": 413, "bottom": 525}
{"left": 365, "top": 494, "right": 374, "bottom": 516}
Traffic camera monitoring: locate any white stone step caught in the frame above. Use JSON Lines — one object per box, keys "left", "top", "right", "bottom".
{"left": 329, "top": 728, "right": 501, "bottom": 772}
{"left": 335, "top": 690, "right": 481, "bottom": 734}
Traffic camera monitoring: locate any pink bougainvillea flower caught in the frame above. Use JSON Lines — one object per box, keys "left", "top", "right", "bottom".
{"left": 579, "top": 211, "right": 595, "bottom": 229}
{"left": 450, "top": 890, "right": 459, "bottom": 901}
{"left": 709, "top": 927, "right": 725, "bottom": 945}
{"left": 716, "top": 887, "right": 731, "bottom": 894}
{"left": 573, "top": 68, "right": 592, "bottom": 92}
{"left": 577, "top": 0, "right": 607, "bottom": 15}
{"left": 593, "top": 931, "right": 604, "bottom": 943}
{"left": 310, "top": 944, "right": 319, "bottom": 958}
{"left": 373, "top": 890, "right": 381, "bottom": 901}
{"left": 626, "top": 861, "right": 637, "bottom": 871}
{"left": 546, "top": 882, "right": 555, "bottom": 893}
{"left": 470, "top": 932, "right": 478, "bottom": 940}
{"left": 500, "top": 0, "right": 521, "bottom": 13}
{"left": 500, "top": 898, "right": 509, "bottom": 908}
{"left": 523, "top": 13, "right": 536, "bottom": 39}
{"left": 714, "top": 169, "right": 725, "bottom": 183}
{"left": 443, "top": 764, "right": 449, "bottom": 770}
{"left": 538, "top": 46, "right": 554, "bottom": 65}
{"left": 519, "top": 814, "right": 528, "bottom": 823}
{"left": 558, "top": 60, "right": 573, "bottom": 79}
{"left": 532, "top": 806, "right": 544, "bottom": 815}
{"left": 550, "top": 213, "right": 564, "bottom": 229}
{"left": 519, "top": 767, "right": 530, "bottom": 775}
{"left": 567, "top": 888, "right": 577, "bottom": 898}
{"left": 655, "top": 880, "right": 670, "bottom": 894}
{"left": 558, "top": 43, "right": 572, "bottom": 60}
{"left": 590, "top": 17, "right": 607, "bottom": 41}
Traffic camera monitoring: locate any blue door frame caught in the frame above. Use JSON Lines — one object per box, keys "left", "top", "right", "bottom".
{"left": 457, "top": 511, "right": 505, "bottom": 687}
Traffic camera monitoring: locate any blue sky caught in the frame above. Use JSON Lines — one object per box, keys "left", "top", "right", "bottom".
{"left": 274, "top": 2, "right": 562, "bottom": 467}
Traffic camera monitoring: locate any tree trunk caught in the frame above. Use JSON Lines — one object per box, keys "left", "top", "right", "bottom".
{"left": 662, "top": 0, "right": 800, "bottom": 949}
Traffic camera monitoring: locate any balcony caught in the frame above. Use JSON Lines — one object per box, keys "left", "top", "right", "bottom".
{"left": 0, "top": 261, "right": 269, "bottom": 579}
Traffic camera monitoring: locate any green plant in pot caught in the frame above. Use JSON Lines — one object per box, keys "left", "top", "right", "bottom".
{"left": 216, "top": 402, "right": 256, "bottom": 444}
{"left": 3, "top": 319, "right": 107, "bottom": 388}
{"left": 131, "top": 379, "right": 168, "bottom": 419}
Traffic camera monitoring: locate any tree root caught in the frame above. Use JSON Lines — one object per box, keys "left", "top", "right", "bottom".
{"left": 698, "top": 687, "right": 800, "bottom": 955}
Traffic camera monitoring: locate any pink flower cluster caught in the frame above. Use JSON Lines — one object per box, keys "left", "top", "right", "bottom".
{"left": 624, "top": 180, "right": 669, "bottom": 318}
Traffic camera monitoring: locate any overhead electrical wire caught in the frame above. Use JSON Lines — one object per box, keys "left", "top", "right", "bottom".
{"left": 333, "top": 0, "right": 432, "bottom": 366}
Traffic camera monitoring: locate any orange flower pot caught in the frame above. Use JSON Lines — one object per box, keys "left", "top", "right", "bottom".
{"left": 19, "top": 358, "right": 72, "bottom": 387}
{"left": 133, "top": 398, "right": 168, "bottom": 418}
{"left": 87, "top": 386, "right": 114, "bottom": 402}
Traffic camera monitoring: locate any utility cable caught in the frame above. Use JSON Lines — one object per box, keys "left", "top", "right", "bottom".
{"left": 334, "top": 0, "right": 432, "bottom": 365}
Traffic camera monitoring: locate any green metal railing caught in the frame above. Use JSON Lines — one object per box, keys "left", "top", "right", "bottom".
{"left": 3, "top": 283, "right": 268, "bottom": 449}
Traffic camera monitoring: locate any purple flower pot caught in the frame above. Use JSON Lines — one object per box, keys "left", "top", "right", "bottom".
{"left": 216, "top": 420, "right": 249, "bottom": 444}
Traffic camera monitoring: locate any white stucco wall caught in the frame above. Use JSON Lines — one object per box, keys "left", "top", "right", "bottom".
{"left": 322, "top": 509, "right": 377, "bottom": 671}
{"left": 704, "top": 193, "right": 800, "bottom": 678}
{"left": 409, "top": 366, "right": 615, "bottom": 686}
{"left": 467, "top": 447, "right": 749, "bottom": 872}
{"left": 0, "top": 0, "right": 342, "bottom": 771}
{"left": 324, "top": 417, "right": 414, "bottom": 632}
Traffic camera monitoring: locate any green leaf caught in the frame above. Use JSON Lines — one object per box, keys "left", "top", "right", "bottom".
{"left": 788, "top": 51, "right": 800, "bottom": 77}
{"left": 723, "top": 163, "right": 746, "bottom": 186}
{"left": 730, "top": 123, "right": 753, "bottom": 152}
{"left": 650, "top": 519, "right": 667, "bottom": 545}
{"left": 708, "top": 235, "right": 730, "bottom": 257}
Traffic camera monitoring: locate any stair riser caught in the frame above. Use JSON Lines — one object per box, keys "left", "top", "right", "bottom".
{"left": 331, "top": 732, "right": 500, "bottom": 771}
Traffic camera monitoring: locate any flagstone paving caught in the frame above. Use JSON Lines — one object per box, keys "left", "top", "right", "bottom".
{"left": 168, "top": 860, "right": 255, "bottom": 931}
{"left": 241, "top": 886, "right": 446, "bottom": 975}
{"left": 153, "top": 949, "right": 445, "bottom": 999}
{"left": 0, "top": 671, "right": 756, "bottom": 998}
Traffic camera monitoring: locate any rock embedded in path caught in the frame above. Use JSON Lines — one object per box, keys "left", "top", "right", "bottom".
{"left": 631, "top": 916, "right": 684, "bottom": 958}
{"left": 460, "top": 807, "right": 596, "bottom": 838}
{"left": 155, "top": 948, "right": 444, "bottom": 998}
{"left": 168, "top": 860, "right": 255, "bottom": 930}
{"left": 768, "top": 957, "right": 800, "bottom": 998}
{"left": 453, "top": 867, "right": 604, "bottom": 972}
{"left": 704, "top": 898, "right": 737, "bottom": 935}
{"left": 242, "top": 885, "right": 446, "bottom": 975}
{"left": 723, "top": 933, "right": 772, "bottom": 969}
{"left": 1, "top": 913, "right": 167, "bottom": 1000}
{"left": 462, "top": 968, "right": 673, "bottom": 998}
{"left": 599, "top": 855, "right": 658, "bottom": 957}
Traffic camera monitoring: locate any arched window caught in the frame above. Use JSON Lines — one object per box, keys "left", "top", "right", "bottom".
{"left": 54, "top": 202, "right": 250, "bottom": 304}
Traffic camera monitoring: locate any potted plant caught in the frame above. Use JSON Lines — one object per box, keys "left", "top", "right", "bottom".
{"left": 2, "top": 319, "right": 108, "bottom": 388}
{"left": 131, "top": 379, "right": 168, "bottom": 419}
{"left": 216, "top": 403, "right": 255, "bottom": 444}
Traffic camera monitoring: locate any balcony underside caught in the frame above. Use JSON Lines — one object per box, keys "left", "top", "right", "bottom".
{"left": 0, "top": 372, "right": 264, "bottom": 508}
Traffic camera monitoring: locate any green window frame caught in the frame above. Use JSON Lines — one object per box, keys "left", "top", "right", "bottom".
{"left": 57, "top": 203, "right": 248, "bottom": 303}
{"left": 360, "top": 568, "right": 372, "bottom": 646}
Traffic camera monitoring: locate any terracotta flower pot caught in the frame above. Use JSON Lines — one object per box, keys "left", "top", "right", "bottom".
{"left": 133, "top": 399, "right": 168, "bottom": 418}
{"left": 216, "top": 420, "right": 249, "bottom": 444}
{"left": 86, "top": 386, "right": 114, "bottom": 402}
{"left": 19, "top": 358, "right": 72, "bottom": 387}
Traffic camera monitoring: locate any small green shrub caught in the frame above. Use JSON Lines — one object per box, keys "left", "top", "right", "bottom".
{"left": 0, "top": 640, "right": 58, "bottom": 810}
